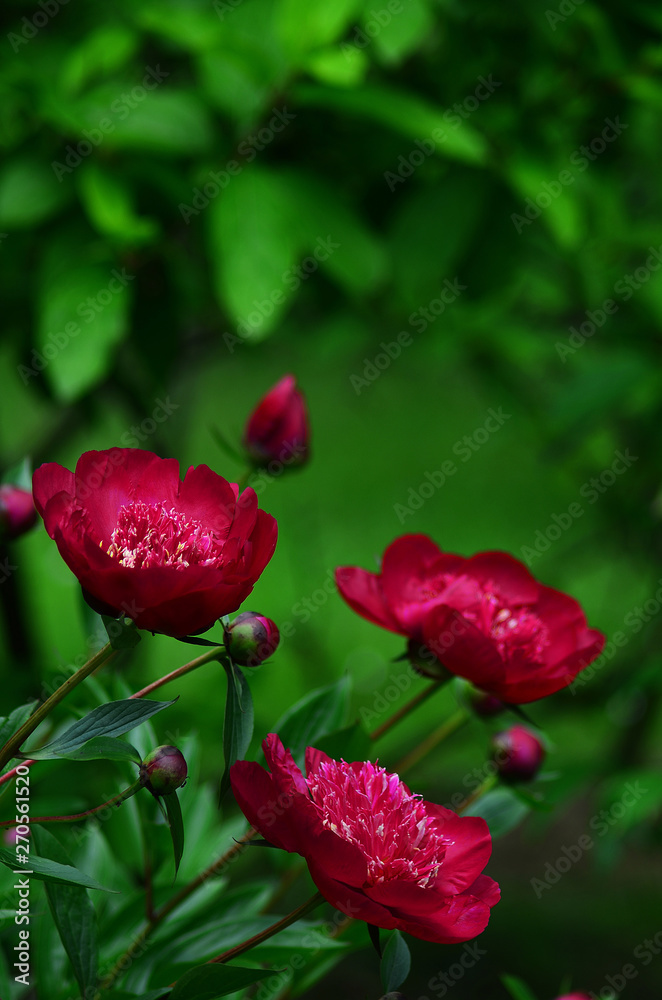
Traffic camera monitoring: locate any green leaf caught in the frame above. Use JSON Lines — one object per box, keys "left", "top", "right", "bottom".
{"left": 276, "top": 0, "right": 363, "bottom": 56}
{"left": 102, "top": 992, "right": 170, "bottom": 1000}
{"left": 36, "top": 241, "right": 132, "bottom": 402}
{"left": 78, "top": 164, "right": 159, "bottom": 244}
{"left": 388, "top": 173, "right": 487, "bottom": 310}
{"left": 169, "top": 964, "right": 267, "bottom": 999}
{"left": 0, "top": 847, "right": 115, "bottom": 890}
{"left": 102, "top": 615, "right": 142, "bottom": 650}
{"left": 370, "top": 0, "right": 435, "bottom": 65}
{"left": 0, "top": 157, "right": 69, "bottom": 228}
{"left": 380, "top": 930, "right": 411, "bottom": 993}
{"left": 219, "top": 663, "right": 254, "bottom": 800}
{"left": 500, "top": 974, "right": 540, "bottom": 1000}
{"left": 271, "top": 677, "right": 349, "bottom": 768}
{"left": 282, "top": 170, "right": 388, "bottom": 296}
{"left": 164, "top": 790, "right": 185, "bottom": 876}
{"left": 54, "top": 735, "right": 142, "bottom": 764}
{"left": 0, "top": 702, "right": 38, "bottom": 758}
{"left": 463, "top": 787, "right": 530, "bottom": 838}
{"left": 207, "top": 167, "right": 303, "bottom": 341}
{"left": 32, "top": 825, "right": 99, "bottom": 998}
{"left": 313, "top": 722, "right": 371, "bottom": 763}
{"left": 27, "top": 699, "right": 175, "bottom": 759}
{"left": 293, "top": 82, "right": 489, "bottom": 165}
{"left": 57, "top": 86, "right": 215, "bottom": 155}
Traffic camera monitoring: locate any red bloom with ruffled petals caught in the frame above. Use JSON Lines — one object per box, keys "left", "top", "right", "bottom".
{"left": 335, "top": 534, "right": 604, "bottom": 704}
{"left": 32, "top": 448, "right": 277, "bottom": 638}
{"left": 230, "top": 734, "right": 500, "bottom": 944}
{"left": 243, "top": 375, "right": 309, "bottom": 468}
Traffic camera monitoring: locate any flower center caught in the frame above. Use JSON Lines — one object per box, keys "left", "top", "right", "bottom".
{"left": 307, "top": 759, "right": 446, "bottom": 887}
{"left": 106, "top": 501, "right": 224, "bottom": 570}
{"left": 452, "top": 578, "right": 550, "bottom": 664}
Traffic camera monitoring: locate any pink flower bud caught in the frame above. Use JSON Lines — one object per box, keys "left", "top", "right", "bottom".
{"left": 224, "top": 611, "right": 280, "bottom": 667}
{"left": 140, "top": 745, "right": 187, "bottom": 795}
{"left": 491, "top": 725, "right": 545, "bottom": 783}
{"left": 243, "top": 375, "right": 310, "bottom": 470}
{"left": 0, "top": 485, "right": 37, "bottom": 541}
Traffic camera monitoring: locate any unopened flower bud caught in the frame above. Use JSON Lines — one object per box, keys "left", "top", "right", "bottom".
{"left": 491, "top": 725, "right": 545, "bottom": 783}
{"left": 243, "top": 374, "right": 310, "bottom": 470}
{"left": 406, "top": 639, "right": 451, "bottom": 681}
{"left": 224, "top": 611, "right": 280, "bottom": 666}
{"left": 455, "top": 678, "right": 505, "bottom": 718}
{"left": 0, "top": 485, "right": 37, "bottom": 541}
{"left": 140, "top": 745, "right": 187, "bottom": 795}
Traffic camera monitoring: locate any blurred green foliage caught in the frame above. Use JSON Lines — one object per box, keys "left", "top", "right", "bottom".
{"left": 1, "top": 0, "right": 662, "bottom": 997}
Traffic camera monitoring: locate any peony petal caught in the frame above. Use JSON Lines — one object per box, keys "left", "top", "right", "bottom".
{"left": 335, "top": 566, "right": 401, "bottom": 633}
{"left": 229, "top": 761, "right": 298, "bottom": 854}
{"left": 177, "top": 464, "right": 241, "bottom": 539}
{"left": 305, "top": 857, "right": 398, "bottom": 929}
{"left": 423, "top": 807, "right": 493, "bottom": 894}
{"left": 32, "top": 463, "right": 75, "bottom": 519}
{"left": 422, "top": 604, "right": 504, "bottom": 689}
{"left": 381, "top": 536, "right": 466, "bottom": 636}
{"left": 465, "top": 551, "right": 540, "bottom": 604}
{"left": 396, "top": 875, "right": 500, "bottom": 944}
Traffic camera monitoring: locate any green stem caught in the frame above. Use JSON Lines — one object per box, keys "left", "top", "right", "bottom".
{"left": 370, "top": 679, "right": 445, "bottom": 741}
{"left": 0, "top": 779, "right": 141, "bottom": 827}
{"left": 394, "top": 709, "right": 469, "bottom": 773}
{"left": 0, "top": 759, "right": 36, "bottom": 788}
{"left": 0, "top": 641, "right": 116, "bottom": 771}
{"left": 96, "top": 826, "right": 257, "bottom": 995}
{"left": 209, "top": 891, "right": 325, "bottom": 965}
{"left": 457, "top": 774, "right": 498, "bottom": 813}
{"left": 129, "top": 646, "right": 224, "bottom": 700}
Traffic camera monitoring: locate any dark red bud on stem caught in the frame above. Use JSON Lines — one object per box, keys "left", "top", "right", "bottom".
{"left": 224, "top": 611, "right": 280, "bottom": 667}
{"left": 140, "top": 745, "right": 187, "bottom": 795}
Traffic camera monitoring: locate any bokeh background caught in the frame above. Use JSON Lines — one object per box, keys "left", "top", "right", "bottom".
{"left": 1, "top": 0, "right": 662, "bottom": 997}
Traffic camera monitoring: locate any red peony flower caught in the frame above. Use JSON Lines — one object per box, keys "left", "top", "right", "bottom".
{"left": 32, "top": 448, "right": 277, "bottom": 638}
{"left": 243, "top": 374, "right": 309, "bottom": 469}
{"left": 230, "top": 734, "right": 500, "bottom": 944}
{"left": 335, "top": 534, "right": 604, "bottom": 704}
{"left": 553, "top": 994, "right": 592, "bottom": 1000}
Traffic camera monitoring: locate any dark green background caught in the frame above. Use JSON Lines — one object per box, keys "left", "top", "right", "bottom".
{"left": 1, "top": 0, "right": 661, "bottom": 997}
